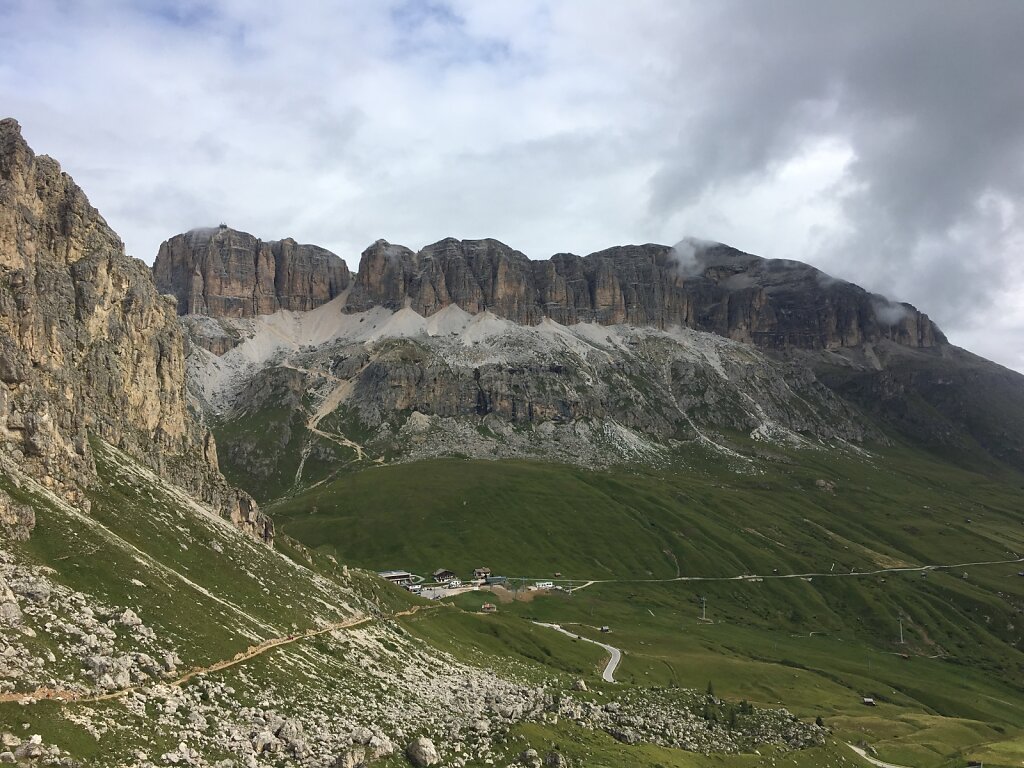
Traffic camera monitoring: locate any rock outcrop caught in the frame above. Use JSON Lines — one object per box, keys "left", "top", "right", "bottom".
{"left": 202, "top": 305, "right": 873, "bottom": 499}
{"left": 0, "top": 490, "right": 34, "bottom": 541}
{"left": 160, "top": 233, "right": 942, "bottom": 357}
{"left": 154, "top": 226, "right": 350, "bottom": 318}
{"left": 343, "top": 237, "right": 943, "bottom": 352}
{"left": 0, "top": 118, "right": 271, "bottom": 542}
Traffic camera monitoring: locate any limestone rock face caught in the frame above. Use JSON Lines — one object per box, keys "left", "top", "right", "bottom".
{"left": 0, "top": 118, "right": 270, "bottom": 542}
{"left": 0, "top": 490, "right": 34, "bottom": 541}
{"left": 154, "top": 226, "right": 350, "bottom": 318}
{"left": 345, "top": 238, "right": 943, "bottom": 352}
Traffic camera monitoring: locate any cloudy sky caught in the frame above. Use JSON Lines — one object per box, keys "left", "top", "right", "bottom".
{"left": 2, "top": 1, "right": 1023, "bottom": 369}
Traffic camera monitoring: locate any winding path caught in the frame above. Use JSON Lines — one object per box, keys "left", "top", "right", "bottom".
{"left": 1, "top": 605, "right": 436, "bottom": 707}
{"left": 532, "top": 621, "right": 622, "bottom": 683}
{"left": 846, "top": 742, "right": 915, "bottom": 768}
{"left": 87, "top": 614, "right": 374, "bottom": 703}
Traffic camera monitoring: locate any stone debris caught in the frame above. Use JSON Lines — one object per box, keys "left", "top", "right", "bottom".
{"left": 0, "top": 548, "right": 180, "bottom": 696}
{"left": 0, "top": 611, "right": 827, "bottom": 767}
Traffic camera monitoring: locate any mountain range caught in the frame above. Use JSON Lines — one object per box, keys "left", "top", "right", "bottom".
{"left": 2, "top": 117, "right": 1024, "bottom": 768}
{"left": 148, "top": 217, "right": 1024, "bottom": 502}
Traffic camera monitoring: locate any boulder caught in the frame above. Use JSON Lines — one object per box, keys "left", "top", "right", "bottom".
{"left": 0, "top": 578, "right": 21, "bottom": 626}
{"left": 334, "top": 747, "right": 365, "bottom": 768}
{"left": 405, "top": 736, "right": 440, "bottom": 767}
{"left": 520, "top": 748, "right": 541, "bottom": 768}
{"left": 349, "top": 727, "right": 373, "bottom": 745}
{"left": 368, "top": 734, "right": 394, "bottom": 759}
{"left": 251, "top": 730, "right": 278, "bottom": 753}
{"left": 118, "top": 608, "right": 143, "bottom": 627}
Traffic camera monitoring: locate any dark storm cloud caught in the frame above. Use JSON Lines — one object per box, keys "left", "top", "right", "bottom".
{"left": 648, "top": 1, "right": 1024, "bottom": 341}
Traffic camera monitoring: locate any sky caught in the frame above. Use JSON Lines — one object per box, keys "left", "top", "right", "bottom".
{"left": 2, "top": 0, "right": 1023, "bottom": 369}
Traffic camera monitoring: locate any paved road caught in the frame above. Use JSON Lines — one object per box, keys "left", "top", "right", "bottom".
{"left": 846, "top": 742, "right": 914, "bottom": 768}
{"left": 533, "top": 621, "right": 622, "bottom": 683}
{"left": 514, "top": 555, "right": 1024, "bottom": 588}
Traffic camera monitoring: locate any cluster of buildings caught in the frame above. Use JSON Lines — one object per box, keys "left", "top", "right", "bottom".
{"left": 377, "top": 566, "right": 509, "bottom": 592}
{"left": 432, "top": 567, "right": 509, "bottom": 587}
{"left": 377, "top": 567, "right": 564, "bottom": 610}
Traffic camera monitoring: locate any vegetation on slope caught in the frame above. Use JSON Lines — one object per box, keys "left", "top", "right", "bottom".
{"left": 272, "top": 440, "right": 1024, "bottom": 766}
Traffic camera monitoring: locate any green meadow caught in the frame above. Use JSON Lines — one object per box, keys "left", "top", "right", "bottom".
{"left": 271, "top": 439, "right": 1024, "bottom": 766}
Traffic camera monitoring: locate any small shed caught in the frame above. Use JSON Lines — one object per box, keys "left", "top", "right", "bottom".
{"left": 432, "top": 569, "right": 457, "bottom": 583}
{"left": 480, "top": 603, "right": 497, "bottom": 613}
{"left": 474, "top": 567, "right": 492, "bottom": 580}
{"left": 484, "top": 575, "right": 508, "bottom": 586}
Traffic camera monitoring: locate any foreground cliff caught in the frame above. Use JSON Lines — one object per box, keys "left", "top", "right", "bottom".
{"left": 0, "top": 118, "right": 270, "bottom": 540}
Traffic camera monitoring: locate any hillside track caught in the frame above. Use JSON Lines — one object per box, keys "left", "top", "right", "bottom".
{"left": 0, "top": 605, "right": 437, "bottom": 707}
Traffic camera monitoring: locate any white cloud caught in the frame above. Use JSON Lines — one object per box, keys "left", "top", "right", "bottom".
{"left": 3, "top": 0, "right": 1024, "bottom": 371}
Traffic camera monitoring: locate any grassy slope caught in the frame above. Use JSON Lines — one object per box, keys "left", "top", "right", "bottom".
{"left": 270, "top": 444, "right": 1024, "bottom": 580}
{"left": 6, "top": 430, "right": 1023, "bottom": 765}
{"left": 501, "top": 721, "right": 859, "bottom": 768}
{"left": 271, "top": 441, "right": 1024, "bottom": 767}
{"left": 0, "top": 438, "right": 380, "bottom": 762}
{"left": 214, "top": 403, "right": 355, "bottom": 502}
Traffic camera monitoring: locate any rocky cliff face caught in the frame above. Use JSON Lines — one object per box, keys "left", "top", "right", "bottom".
{"left": 154, "top": 226, "right": 350, "bottom": 319}
{"left": 0, "top": 118, "right": 271, "bottom": 541}
{"left": 189, "top": 300, "right": 874, "bottom": 500}
{"left": 154, "top": 194, "right": 1024, "bottom": 483}
{"left": 163, "top": 233, "right": 942, "bottom": 357}
{"left": 344, "top": 237, "right": 943, "bottom": 352}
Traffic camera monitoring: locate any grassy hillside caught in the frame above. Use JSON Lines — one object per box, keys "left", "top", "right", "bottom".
{"left": 271, "top": 441, "right": 1024, "bottom": 766}
{"left": 0, "top": 438, "right": 388, "bottom": 763}
{"left": 4, "top": 440, "right": 366, "bottom": 664}
{"left": 270, "top": 441, "right": 1024, "bottom": 580}
{"left": 2, "top": 437, "right": 856, "bottom": 767}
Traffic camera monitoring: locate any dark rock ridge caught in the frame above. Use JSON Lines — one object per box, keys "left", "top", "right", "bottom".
{"left": 157, "top": 231, "right": 941, "bottom": 355}
{"left": 807, "top": 341, "right": 1024, "bottom": 473}
{"left": 0, "top": 118, "right": 271, "bottom": 542}
{"left": 344, "top": 237, "right": 943, "bottom": 352}
{"left": 154, "top": 226, "right": 350, "bottom": 318}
